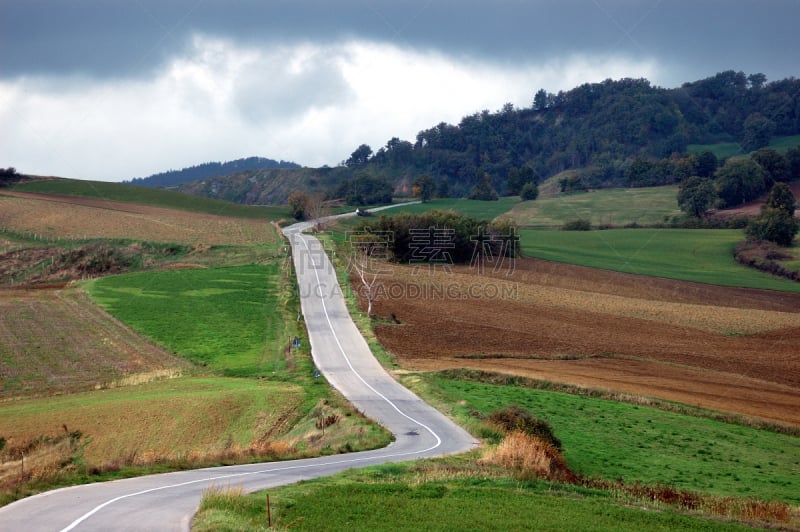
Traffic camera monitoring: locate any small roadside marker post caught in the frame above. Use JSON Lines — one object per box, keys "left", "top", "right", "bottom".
{"left": 267, "top": 494, "right": 272, "bottom": 528}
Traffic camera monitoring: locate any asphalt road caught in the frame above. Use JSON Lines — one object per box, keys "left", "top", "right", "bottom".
{"left": 0, "top": 207, "right": 476, "bottom": 531}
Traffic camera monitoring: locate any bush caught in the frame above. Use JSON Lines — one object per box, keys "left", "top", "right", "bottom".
{"left": 746, "top": 208, "right": 799, "bottom": 247}
{"left": 488, "top": 405, "right": 561, "bottom": 450}
{"left": 562, "top": 219, "right": 592, "bottom": 231}
{"left": 519, "top": 182, "right": 539, "bottom": 201}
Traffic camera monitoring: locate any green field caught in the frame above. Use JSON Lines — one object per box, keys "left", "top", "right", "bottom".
{"left": 427, "top": 374, "right": 799, "bottom": 503}
{"left": 505, "top": 185, "right": 681, "bottom": 228}
{"left": 194, "top": 469, "right": 749, "bottom": 531}
{"left": 521, "top": 228, "right": 800, "bottom": 292}
{"left": 87, "top": 264, "right": 286, "bottom": 376}
{"left": 13, "top": 178, "right": 290, "bottom": 220}
{"left": 382, "top": 197, "right": 519, "bottom": 219}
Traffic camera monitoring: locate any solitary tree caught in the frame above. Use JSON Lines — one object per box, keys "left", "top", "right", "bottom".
{"left": 677, "top": 176, "right": 716, "bottom": 218}
{"left": 520, "top": 181, "right": 539, "bottom": 201}
{"left": 287, "top": 190, "right": 310, "bottom": 220}
{"left": 715, "top": 158, "right": 766, "bottom": 207}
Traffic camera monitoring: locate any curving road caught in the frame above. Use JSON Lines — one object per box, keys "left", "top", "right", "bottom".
{"left": 0, "top": 208, "right": 476, "bottom": 531}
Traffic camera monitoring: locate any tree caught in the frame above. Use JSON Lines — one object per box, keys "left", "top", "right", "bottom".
{"left": 412, "top": 175, "right": 435, "bottom": 202}
{"left": 533, "top": 88, "right": 548, "bottom": 111}
{"left": 520, "top": 181, "right": 539, "bottom": 201}
{"left": 746, "top": 208, "right": 799, "bottom": 246}
{"left": 467, "top": 173, "right": 498, "bottom": 201}
{"left": 714, "top": 158, "right": 766, "bottom": 207}
{"left": 507, "top": 166, "right": 535, "bottom": 195}
{"left": 345, "top": 144, "right": 373, "bottom": 166}
{"left": 764, "top": 182, "right": 796, "bottom": 217}
{"left": 336, "top": 174, "right": 393, "bottom": 206}
{"left": 786, "top": 147, "right": 800, "bottom": 180}
{"left": 752, "top": 148, "right": 791, "bottom": 183}
{"left": 741, "top": 113, "right": 775, "bottom": 152}
{"left": 695, "top": 151, "right": 718, "bottom": 178}
{"left": 746, "top": 183, "right": 798, "bottom": 246}
{"left": 287, "top": 190, "right": 310, "bottom": 220}
{"left": 678, "top": 176, "right": 716, "bottom": 217}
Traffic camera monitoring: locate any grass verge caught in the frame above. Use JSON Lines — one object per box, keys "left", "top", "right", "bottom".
{"left": 194, "top": 461, "right": 763, "bottom": 531}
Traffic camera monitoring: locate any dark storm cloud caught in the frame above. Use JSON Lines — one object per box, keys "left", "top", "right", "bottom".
{"left": 2, "top": 0, "right": 799, "bottom": 85}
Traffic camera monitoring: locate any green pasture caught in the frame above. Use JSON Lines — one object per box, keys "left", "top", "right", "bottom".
{"left": 194, "top": 470, "right": 749, "bottom": 531}
{"left": 429, "top": 375, "right": 800, "bottom": 504}
{"left": 382, "top": 197, "right": 519, "bottom": 220}
{"left": 506, "top": 185, "right": 681, "bottom": 228}
{"left": 87, "top": 264, "right": 286, "bottom": 376}
{"left": 521, "top": 228, "right": 800, "bottom": 292}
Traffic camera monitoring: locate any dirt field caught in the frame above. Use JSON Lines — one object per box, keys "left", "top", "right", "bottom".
{"left": 0, "top": 191, "right": 279, "bottom": 246}
{"left": 0, "top": 287, "right": 191, "bottom": 398}
{"left": 358, "top": 259, "right": 800, "bottom": 426}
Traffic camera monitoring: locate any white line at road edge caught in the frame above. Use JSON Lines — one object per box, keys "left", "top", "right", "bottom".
{"left": 297, "top": 233, "right": 443, "bottom": 449}
{"left": 58, "top": 228, "right": 441, "bottom": 532}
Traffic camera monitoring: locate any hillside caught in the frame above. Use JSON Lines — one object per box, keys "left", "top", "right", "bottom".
{"left": 127, "top": 156, "right": 300, "bottom": 188}
{"left": 174, "top": 71, "right": 800, "bottom": 206}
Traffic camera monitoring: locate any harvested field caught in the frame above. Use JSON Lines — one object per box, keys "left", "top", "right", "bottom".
{"left": 0, "top": 286, "right": 191, "bottom": 398}
{"left": 358, "top": 258, "right": 800, "bottom": 426}
{"left": 0, "top": 191, "right": 279, "bottom": 246}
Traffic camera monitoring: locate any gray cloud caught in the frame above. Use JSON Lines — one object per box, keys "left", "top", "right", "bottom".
{"left": 2, "top": 1, "right": 799, "bottom": 85}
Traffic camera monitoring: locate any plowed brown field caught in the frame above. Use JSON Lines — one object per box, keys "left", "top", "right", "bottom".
{"left": 0, "top": 191, "right": 278, "bottom": 245}
{"left": 357, "top": 259, "right": 800, "bottom": 426}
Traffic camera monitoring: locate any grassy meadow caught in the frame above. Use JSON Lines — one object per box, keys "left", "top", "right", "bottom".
{"left": 86, "top": 264, "right": 285, "bottom": 376}
{"left": 194, "top": 469, "right": 751, "bottom": 532}
{"left": 380, "top": 197, "right": 519, "bottom": 219}
{"left": 521, "top": 228, "right": 800, "bottom": 292}
{"left": 504, "top": 185, "right": 681, "bottom": 228}
{"left": 424, "top": 374, "right": 800, "bottom": 504}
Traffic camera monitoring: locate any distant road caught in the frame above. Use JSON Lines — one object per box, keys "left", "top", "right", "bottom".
{"left": 0, "top": 202, "right": 475, "bottom": 531}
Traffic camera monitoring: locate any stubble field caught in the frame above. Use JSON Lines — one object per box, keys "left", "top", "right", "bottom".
{"left": 0, "top": 191, "right": 279, "bottom": 246}
{"left": 358, "top": 258, "right": 800, "bottom": 426}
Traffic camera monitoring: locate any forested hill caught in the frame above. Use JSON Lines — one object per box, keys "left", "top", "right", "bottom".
{"left": 168, "top": 71, "right": 800, "bottom": 205}
{"left": 127, "top": 157, "right": 301, "bottom": 188}
{"left": 345, "top": 71, "right": 800, "bottom": 197}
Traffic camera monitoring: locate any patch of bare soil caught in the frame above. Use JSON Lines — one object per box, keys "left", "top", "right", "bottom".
{"left": 357, "top": 258, "right": 800, "bottom": 426}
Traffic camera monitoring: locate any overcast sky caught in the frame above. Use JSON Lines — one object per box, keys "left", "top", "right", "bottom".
{"left": 1, "top": 1, "right": 798, "bottom": 182}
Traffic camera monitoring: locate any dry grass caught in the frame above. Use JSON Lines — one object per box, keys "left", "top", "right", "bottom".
{"left": 481, "top": 432, "right": 575, "bottom": 482}
{"left": 0, "top": 286, "right": 191, "bottom": 398}
{"left": 0, "top": 191, "right": 279, "bottom": 246}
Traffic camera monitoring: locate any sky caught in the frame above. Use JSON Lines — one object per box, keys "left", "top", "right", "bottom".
{"left": 1, "top": 0, "right": 798, "bottom": 182}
